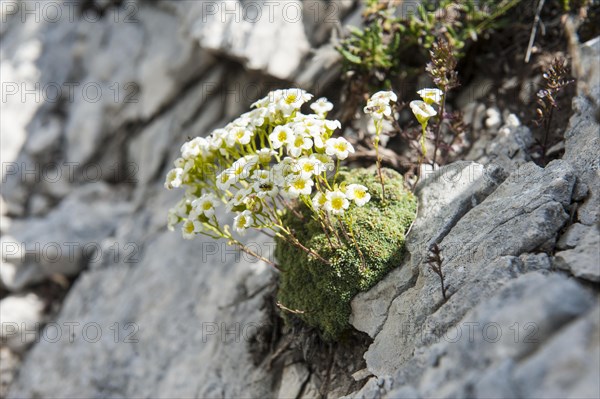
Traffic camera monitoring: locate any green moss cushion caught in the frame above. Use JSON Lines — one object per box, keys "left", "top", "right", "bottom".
{"left": 275, "top": 168, "right": 417, "bottom": 340}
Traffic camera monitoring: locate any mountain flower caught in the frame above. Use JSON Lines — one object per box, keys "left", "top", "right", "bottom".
{"left": 286, "top": 175, "right": 314, "bottom": 198}
{"left": 269, "top": 125, "right": 293, "bottom": 149}
{"left": 325, "top": 137, "right": 355, "bottom": 160}
{"left": 165, "top": 168, "right": 184, "bottom": 189}
{"left": 345, "top": 184, "right": 371, "bottom": 206}
{"left": 287, "top": 133, "right": 313, "bottom": 158}
{"left": 192, "top": 194, "right": 220, "bottom": 218}
{"left": 310, "top": 97, "right": 334, "bottom": 116}
{"left": 324, "top": 190, "right": 349, "bottom": 215}
{"left": 233, "top": 210, "right": 254, "bottom": 234}
{"left": 417, "top": 88, "right": 443, "bottom": 105}
{"left": 410, "top": 100, "right": 437, "bottom": 125}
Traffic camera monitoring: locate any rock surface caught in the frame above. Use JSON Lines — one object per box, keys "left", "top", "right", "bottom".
{"left": 1, "top": 1, "right": 599, "bottom": 398}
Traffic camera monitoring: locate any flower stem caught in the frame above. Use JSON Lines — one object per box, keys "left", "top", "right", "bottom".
{"left": 374, "top": 121, "right": 386, "bottom": 200}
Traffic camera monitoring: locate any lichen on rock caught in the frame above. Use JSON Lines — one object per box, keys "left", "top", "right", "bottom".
{"left": 275, "top": 167, "right": 417, "bottom": 340}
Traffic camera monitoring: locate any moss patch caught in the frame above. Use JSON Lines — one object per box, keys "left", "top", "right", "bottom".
{"left": 275, "top": 168, "right": 417, "bottom": 340}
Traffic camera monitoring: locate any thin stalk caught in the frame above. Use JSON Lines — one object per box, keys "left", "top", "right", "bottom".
{"left": 432, "top": 93, "right": 446, "bottom": 166}
{"left": 373, "top": 121, "right": 386, "bottom": 200}
{"left": 228, "top": 237, "right": 281, "bottom": 271}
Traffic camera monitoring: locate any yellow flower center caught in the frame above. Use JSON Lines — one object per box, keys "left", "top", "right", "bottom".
{"left": 355, "top": 190, "right": 366, "bottom": 199}
{"left": 331, "top": 197, "right": 344, "bottom": 210}
{"left": 334, "top": 142, "right": 347, "bottom": 152}
{"left": 293, "top": 179, "right": 306, "bottom": 190}
{"left": 285, "top": 94, "right": 298, "bottom": 104}
{"left": 278, "top": 131, "right": 287, "bottom": 142}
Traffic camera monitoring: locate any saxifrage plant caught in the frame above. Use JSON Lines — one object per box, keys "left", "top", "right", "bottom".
{"left": 165, "top": 88, "right": 416, "bottom": 339}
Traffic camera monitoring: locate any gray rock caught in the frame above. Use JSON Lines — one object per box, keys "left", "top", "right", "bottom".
{"left": 409, "top": 161, "right": 507, "bottom": 261}
{"left": 557, "top": 223, "right": 593, "bottom": 250}
{"left": 554, "top": 225, "right": 600, "bottom": 282}
{"left": 352, "top": 368, "right": 373, "bottom": 382}
{"left": 0, "top": 348, "right": 21, "bottom": 399}
{"left": 344, "top": 376, "right": 392, "bottom": 399}
{"left": 350, "top": 263, "right": 417, "bottom": 338}
{"left": 9, "top": 228, "right": 277, "bottom": 399}
{"left": 563, "top": 37, "right": 600, "bottom": 225}
{"left": 440, "top": 160, "right": 574, "bottom": 269}
{"left": 512, "top": 302, "right": 600, "bottom": 399}
{"left": 467, "top": 125, "right": 534, "bottom": 173}
{"left": 364, "top": 161, "right": 575, "bottom": 376}
{"left": 518, "top": 252, "right": 551, "bottom": 272}
{"left": 1, "top": 184, "right": 130, "bottom": 291}
{"left": 190, "top": 0, "right": 312, "bottom": 80}
{"left": 417, "top": 273, "right": 594, "bottom": 398}
{"left": 384, "top": 385, "right": 421, "bottom": 399}
{"left": 0, "top": 293, "right": 45, "bottom": 352}
{"left": 277, "top": 363, "right": 310, "bottom": 399}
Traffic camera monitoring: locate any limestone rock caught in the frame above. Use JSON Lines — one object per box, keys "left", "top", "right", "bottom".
{"left": 554, "top": 225, "right": 600, "bottom": 282}
{"left": 0, "top": 293, "right": 45, "bottom": 352}
{"left": 1, "top": 184, "right": 130, "bottom": 291}
{"left": 277, "top": 363, "right": 310, "bottom": 399}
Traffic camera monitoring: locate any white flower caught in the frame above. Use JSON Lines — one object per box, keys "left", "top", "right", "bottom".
{"left": 287, "top": 133, "right": 313, "bottom": 158}
{"left": 269, "top": 125, "right": 293, "bottom": 149}
{"left": 278, "top": 89, "right": 313, "bottom": 116}
{"left": 286, "top": 175, "right": 314, "bottom": 198}
{"left": 216, "top": 170, "right": 235, "bottom": 191}
{"left": 231, "top": 157, "right": 256, "bottom": 180}
{"left": 182, "top": 219, "right": 203, "bottom": 240}
{"left": 311, "top": 153, "right": 334, "bottom": 174}
{"left": 371, "top": 90, "right": 398, "bottom": 103}
{"left": 296, "top": 115, "right": 323, "bottom": 135}
{"left": 167, "top": 209, "right": 179, "bottom": 231}
{"left": 324, "top": 119, "right": 341, "bottom": 131}
{"left": 296, "top": 157, "right": 319, "bottom": 178}
{"left": 324, "top": 190, "right": 349, "bottom": 215}
{"left": 192, "top": 194, "right": 220, "bottom": 218}
{"left": 272, "top": 157, "right": 296, "bottom": 186}
{"left": 226, "top": 188, "right": 250, "bottom": 212}
{"left": 209, "top": 129, "right": 227, "bottom": 150}
{"left": 227, "top": 126, "right": 253, "bottom": 146}
{"left": 410, "top": 100, "right": 437, "bottom": 125}
{"left": 417, "top": 88, "right": 443, "bottom": 105}
{"left": 181, "top": 137, "right": 209, "bottom": 159}
{"left": 325, "top": 137, "right": 355, "bottom": 160}
{"left": 257, "top": 148, "right": 276, "bottom": 164}
{"left": 253, "top": 181, "right": 278, "bottom": 199}
{"left": 252, "top": 169, "right": 271, "bottom": 183}
{"left": 233, "top": 210, "right": 253, "bottom": 233}
{"left": 364, "top": 91, "right": 398, "bottom": 121}
{"left": 244, "top": 108, "right": 267, "bottom": 127}
{"left": 345, "top": 184, "right": 371, "bottom": 206}
{"left": 312, "top": 191, "right": 327, "bottom": 210}
{"left": 251, "top": 93, "right": 271, "bottom": 109}
{"left": 165, "top": 168, "right": 184, "bottom": 189}
{"left": 310, "top": 97, "right": 334, "bottom": 116}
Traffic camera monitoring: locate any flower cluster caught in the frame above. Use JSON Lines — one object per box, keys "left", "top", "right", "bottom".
{"left": 410, "top": 88, "right": 442, "bottom": 125}
{"left": 364, "top": 90, "right": 398, "bottom": 121}
{"left": 410, "top": 88, "right": 443, "bottom": 157}
{"left": 364, "top": 90, "right": 398, "bottom": 198}
{"left": 165, "top": 89, "right": 370, "bottom": 253}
